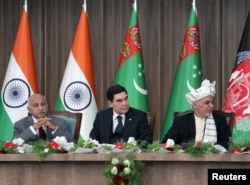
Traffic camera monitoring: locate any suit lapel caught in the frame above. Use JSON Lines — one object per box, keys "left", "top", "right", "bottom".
{"left": 105, "top": 109, "right": 114, "bottom": 142}
{"left": 123, "top": 109, "right": 134, "bottom": 135}
{"left": 26, "top": 116, "right": 34, "bottom": 127}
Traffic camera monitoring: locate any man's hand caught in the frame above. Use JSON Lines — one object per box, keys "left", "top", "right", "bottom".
{"left": 33, "top": 117, "right": 57, "bottom": 130}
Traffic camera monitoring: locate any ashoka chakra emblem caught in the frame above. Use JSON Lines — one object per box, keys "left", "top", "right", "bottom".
{"left": 3, "top": 78, "right": 30, "bottom": 108}
{"left": 63, "top": 81, "right": 92, "bottom": 111}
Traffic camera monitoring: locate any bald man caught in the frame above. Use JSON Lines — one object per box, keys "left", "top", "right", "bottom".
{"left": 13, "top": 94, "right": 73, "bottom": 143}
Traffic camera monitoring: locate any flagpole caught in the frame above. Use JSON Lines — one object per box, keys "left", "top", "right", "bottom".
{"left": 24, "top": 0, "right": 27, "bottom": 11}
{"left": 133, "top": 0, "right": 137, "bottom": 12}
{"left": 192, "top": 0, "right": 197, "bottom": 15}
{"left": 83, "top": 0, "right": 86, "bottom": 12}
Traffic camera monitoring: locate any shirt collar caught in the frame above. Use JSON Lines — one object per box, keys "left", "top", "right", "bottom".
{"left": 113, "top": 111, "right": 125, "bottom": 120}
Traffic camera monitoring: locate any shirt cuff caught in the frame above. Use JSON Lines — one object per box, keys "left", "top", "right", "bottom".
{"left": 52, "top": 126, "right": 58, "bottom": 134}
{"left": 29, "top": 125, "right": 37, "bottom": 135}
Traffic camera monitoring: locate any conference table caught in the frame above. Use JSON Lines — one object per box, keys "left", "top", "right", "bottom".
{"left": 0, "top": 153, "right": 249, "bottom": 185}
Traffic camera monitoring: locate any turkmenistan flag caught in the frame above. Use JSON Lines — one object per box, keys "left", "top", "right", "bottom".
{"left": 222, "top": 10, "right": 250, "bottom": 144}
{"left": 114, "top": 2, "right": 149, "bottom": 112}
{"left": 54, "top": 2, "right": 97, "bottom": 141}
{"left": 160, "top": 1, "right": 202, "bottom": 141}
{"left": 0, "top": 2, "right": 38, "bottom": 141}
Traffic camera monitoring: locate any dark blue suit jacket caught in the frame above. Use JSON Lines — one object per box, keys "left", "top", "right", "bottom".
{"left": 162, "top": 112, "right": 230, "bottom": 149}
{"left": 89, "top": 107, "right": 153, "bottom": 144}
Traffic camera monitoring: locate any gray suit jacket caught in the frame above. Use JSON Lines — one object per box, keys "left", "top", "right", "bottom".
{"left": 13, "top": 115, "right": 73, "bottom": 143}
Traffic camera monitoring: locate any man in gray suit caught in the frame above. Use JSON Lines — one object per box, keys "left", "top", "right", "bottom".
{"left": 13, "top": 94, "right": 73, "bottom": 143}
{"left": 89, "top": 84, "right": 153, "bottom": 144}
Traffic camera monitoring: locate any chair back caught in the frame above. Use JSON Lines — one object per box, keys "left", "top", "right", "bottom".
{"left": 174, "top": 110, "right": 193, "bottom": 118}
{"left": 212, "top": 110, "right": 235, "bottom": 134}
{"left": 146, "top": 112, "right": 156, "bottom": 132}
{"left": 47, "top": 111, "right": 82, "bottom": 141}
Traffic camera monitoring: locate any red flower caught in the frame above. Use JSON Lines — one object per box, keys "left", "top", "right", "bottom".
{"left": 117, "top": 164, "right": 125, "bottom": 173}
{"left": 48, "top": 141, "right": 59, "bottom": 149}
{"left": 4, "top": 141, "right": 17, "bottom": 149}
{"left": 161, "top": 143, "right": 166, "bottom": 148}
{"left": 230, "top": 147, "right": 243, "bottom": 154}
{"left": 0, "top": 149, "right": 7, "bottom": 154}
{"left": 113, "top": 175, "right": 122, "bottom": 185}
{"left": 162, "top": 143, "right": 174, "bottom": 151}
{"left": 195, "top": 141, "right": 203, "bottom": 148}
{"left": 59, "top": 150, "right": 67, "bottom": 153}
{"left": 122, "top": 177, "right": 129, "bottom": 184}
{"left": 166, "top": 147, "right": 174, "bottom": 151}
{"left": 116, "top": 142, "right": 125, "bottom": 149}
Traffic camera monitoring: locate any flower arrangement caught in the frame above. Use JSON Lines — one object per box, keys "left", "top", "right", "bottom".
{"left": 103, "top": 154, "right": 144, "bottom": 185}
{"left": 32, "top": 136, "right": 73, "bottom": 162}
{"left": 0, "top": 141, "right": 17, "bottom": 153}
{"left": 0, "top": 138, "right": 25, "bottom": 154}
{"left": 184, "top": 141, "right": 220, "bottom": 157}
{"left": 143, "top": 140, "right": 181, "bottom": 153}
{"left": 114, "top": 137, "right": 139, "bottom": 151}
{"left": 229, "top": 142, "right": 250, "bottom": 154}
{"left": 97, "top": 137, "right": 141, "bottom": 154}
{"left": 69, "top": 139, "right": 99, "bottom": 153}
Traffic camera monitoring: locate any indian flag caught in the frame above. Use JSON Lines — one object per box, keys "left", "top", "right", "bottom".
{"left": 0, "top": 1, "right": 38, "bottom": 141}
{"left": 54, "top": 2, "right": 97, "bottom": 141}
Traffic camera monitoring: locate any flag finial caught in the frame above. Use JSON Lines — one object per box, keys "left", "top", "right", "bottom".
{"left": 192, "top": 0, "right": 197, "bottom": 15}
{"left": 24, "top": 0, "right": 27, "bottom": 11}
{"left": 133, "top": 0, "right": 137, "bottom": 12}
{"left": 83, "top": 0, "right": 87, "bottom": 12}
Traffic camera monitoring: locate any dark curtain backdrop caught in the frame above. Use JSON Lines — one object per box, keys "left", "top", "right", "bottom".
{"left": 1, "top": 0, "right": 250, "bottom": 139}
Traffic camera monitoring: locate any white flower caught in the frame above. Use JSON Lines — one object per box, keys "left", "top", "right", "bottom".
{"left": 53, "top": 136, "right": 67, "bottom": 145}
{"left": 53, "top": 136, "right": 74, "bottom": 151}
{"left": 111, "top": 157, "right": 119, "bottom": 165}
{"left": 12, "top": 138, "right": 24, "bottom": 146}
{"left": 111, "top": 166, "right": 118, "bottom": 175}
{"left": 127, "top": 137, "right": 137, "bottom": 146}
{"left": 90, "top": 139, "right": 100, "bottom": 146}
{"left": 16, "top": 146, "right": 24, "bottom": 153}
{"left": 44, "top": 148, "right": 49, "bottom": 153}
{"left": 166, "top": 139, "right": 175, "bottom": 147}
{"left": 123, "top": 159, "right": 130, "bottom": 167}
{"left": 124, "top": 167, "right": 131, "bottom": 175}
{"left": 23, "top": 144, "right": 33, "bottom": 153}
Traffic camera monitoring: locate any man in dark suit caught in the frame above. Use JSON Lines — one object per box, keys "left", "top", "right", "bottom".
{"left": 89, "top": 84, "right": 153, "bottom": 144}
{"left": 13, "top": 94, "right": 73, "bottom": 143}
{"left": 162, "top": 79, "right": 230, "bottom": 150}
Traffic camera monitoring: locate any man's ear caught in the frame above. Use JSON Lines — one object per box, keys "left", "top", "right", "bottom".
{"left": 108, "top": 100, "right": 113, "bottom": 107}
{"left": 27, "top": 106, "right": 31, "bottom": 114}
{"left": 192, "top": 102, "right": 198, "bottom": 109}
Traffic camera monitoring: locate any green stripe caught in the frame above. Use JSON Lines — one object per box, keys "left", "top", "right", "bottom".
{"left": 54, "top": 96, "right": 66, "bottom": 111}
{"left": 0, "top": 96, "right": 14, "bottom": 141}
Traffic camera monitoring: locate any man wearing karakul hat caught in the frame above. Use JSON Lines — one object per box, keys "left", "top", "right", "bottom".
{"left": 162, "top": 79, "right": 230, "bottom": 151}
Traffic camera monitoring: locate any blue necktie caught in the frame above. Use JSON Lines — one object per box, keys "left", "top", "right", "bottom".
{"left": 115, "top": 115, "right": 123, "bottom": 135}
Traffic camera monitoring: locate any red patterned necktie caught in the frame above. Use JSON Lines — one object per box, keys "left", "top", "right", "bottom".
{"left": 39, "top": 127, "right": 46, "bottom": 140}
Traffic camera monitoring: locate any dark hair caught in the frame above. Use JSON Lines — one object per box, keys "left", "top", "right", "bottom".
{"left": 106, "top": 84, "right": 127, "bottom": 101}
